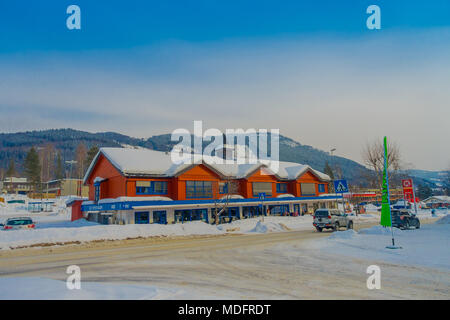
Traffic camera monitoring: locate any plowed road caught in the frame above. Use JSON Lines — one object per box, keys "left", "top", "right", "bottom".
{"left": 0, "top": 220, "right": 448, "bottom": 299}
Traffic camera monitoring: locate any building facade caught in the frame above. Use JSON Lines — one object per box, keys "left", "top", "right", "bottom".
{"left": 76, "top": 147, "right": 340, "bottom": 225}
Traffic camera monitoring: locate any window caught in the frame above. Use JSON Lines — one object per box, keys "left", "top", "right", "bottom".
{"left": 252, "top": 182, "right": 272, "bottom": 197}
{"left": 276, "top": 183, "right": 288, "bottom": 193}
{"left": 318, "top": 184, "right": 325, "bottom": 193}
{"left": 300, "top": 183, "right": 316, "bottom": 196}
{"left": 219, "top": 182, "right": 228, "bottom": 194}
{"left": 94, "top": 184, "right": 100, "bottom": 202}
{"left": 153, "top": 211, "right": 167, "bottom": 224}
{"left": 186, "top": 181, "right": 213, "bottom": 198}
{"left": 136, "top": 181, "right": 168, "bottom": 195}
{"left": 135, "top": 212, "right": 149, "bottom": 224}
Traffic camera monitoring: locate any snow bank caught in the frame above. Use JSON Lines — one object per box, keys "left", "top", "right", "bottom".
{"left": 217, "top": 216, "right": 314, "bottom": 233}
{"left": 248, "top": 221, "right": 287, "bottom": 233}
{"left": 435, "top": 214, "right": 450, "bottom": 224}
{"left": 315, "top": 224, "right": 450, "bottom": 270}
{"left": 328, "top": 229, "right": 357, "bottom": 240}
{"left": 358, "top": 225, "right": 404, "bottom": 235}
{"left": 0, "top": 221, "right": 224, "bottom": 249}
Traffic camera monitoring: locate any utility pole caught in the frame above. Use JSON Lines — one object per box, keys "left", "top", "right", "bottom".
{"left": 65, "top": 160, "right": 77, "bottom": 196}
{"left": 330, "top": 148, "right": 338, "bottom": 209}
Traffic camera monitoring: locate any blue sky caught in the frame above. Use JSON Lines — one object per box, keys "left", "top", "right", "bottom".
{"left": 1, "top": 1, "right": 450, "bottom": 52}
{"left": 1, "top": 1, "right": 449, "bottom": 170}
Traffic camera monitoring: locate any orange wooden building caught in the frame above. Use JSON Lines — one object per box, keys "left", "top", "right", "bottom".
{"left": 78, "top": 148, "right": 338, "bottom": 224}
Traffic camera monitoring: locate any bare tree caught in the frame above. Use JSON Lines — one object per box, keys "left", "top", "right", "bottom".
{"left": 38, "top": 144, "right": 56, "bottom": 182}
{"left": 362, "top": 138, "right": 401, "bottom": 189}
{"left": 213, "top": 178, "right": 239, "bottom": 225}
{"left": 75, "top": 142, "right": 88, "bottom": 179}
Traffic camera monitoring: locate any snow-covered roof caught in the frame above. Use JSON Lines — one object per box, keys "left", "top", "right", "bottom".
{"left": 422, "top": 196, "right": 450, "bottom": 203}
{"left": 83, "top": 147, "right": 331, "bottom": 183}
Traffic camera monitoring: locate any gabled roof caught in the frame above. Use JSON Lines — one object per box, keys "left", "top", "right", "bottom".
{"left": 83, "top": 147, "right": 331, "bottom": 183}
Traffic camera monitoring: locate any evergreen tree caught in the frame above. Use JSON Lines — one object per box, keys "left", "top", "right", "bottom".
{"left": 86, "top": 145, "right": 99, "bottom": 168}
{"left": 6, "top": 159, "right": 16, "bottom": 177}
{"left": 24, "top": 147, "right": 41, "bottom": 191}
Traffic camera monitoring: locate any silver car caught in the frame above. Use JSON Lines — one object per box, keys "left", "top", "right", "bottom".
{"left": 313, "top": 209, "right": 353, "bottom": 232}
{"left": 2, "top": 217, "right": 36, "bottom": 230}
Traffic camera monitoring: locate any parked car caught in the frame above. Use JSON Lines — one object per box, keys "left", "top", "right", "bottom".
{"left": 2, "top": 217, "right": 35, "bottom": 230}
{"left": 391, "top": 210, "right": 420, "bottom": 230}
{"left": 313, "top": 209, "right": 353, "bottom": 232}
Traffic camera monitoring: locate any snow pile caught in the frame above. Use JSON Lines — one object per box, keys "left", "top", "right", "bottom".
{"left": 358, "top": 225, "right": 402, "bottom": 235}
{"left": 315, "top": 224, "right": 450, "bottom": 270}
{"left": 217, "top": 216, "right": 314, "bottom": 233}
{"left": 435, "top": 214, "right": 450, "bottom": 224}
{"left": 0, "top": 221, "right": 224, "bottom": 250}
{"left": 328, "top": 229, "right": 357, "bottom": 240}
{"left": 248, "top": 221, "right": 288, "bottom": 233}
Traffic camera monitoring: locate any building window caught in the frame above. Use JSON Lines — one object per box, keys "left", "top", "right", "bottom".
{"left": 252, "top": 182, "right": 272, "bottom": 197}
{"left": 94, "top": 184, "right": 100, "bottom": 202}
{"left": 318, "top": 184, "right": 325, "bottom": 193}
{"left": 135, "top": 212, "right": 149, "bottom": 224}
{"left": 186, "top": 181, "right": 213, "bottom": 198}
{"left": 276, "top": 183, "right": 288, "bottom": 193}
{"left": 219, "top": 182, "right": 228, "bottom": 194}
{"left": 136, "top": 181, "right": 168, "bottom": 195}
{"left": 300, "top": 183, "right": 316, "bottom": 196}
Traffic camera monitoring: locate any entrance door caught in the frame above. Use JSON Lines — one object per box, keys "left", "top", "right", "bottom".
{"left": 153, "top": 211, "right": 167, "bottom": 224}
{"left": 135, "top": 211, "right": 149, "bottom": 224}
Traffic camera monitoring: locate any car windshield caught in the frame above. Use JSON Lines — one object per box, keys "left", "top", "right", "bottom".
{"left": 7, "top": 219, "right": 33, "bottom": 226}
{"left": 315, "top": 210, "right": 329, "bottom": 217}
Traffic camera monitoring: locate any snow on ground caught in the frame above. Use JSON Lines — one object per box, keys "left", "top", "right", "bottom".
{"left": 310, "top": 220, "right": 450, "bottom": 270}
{"left": 1, "top": 194, "right": 446, "bottom": 249}
{"left": 0, "top": 221, "right": 224, "bottom": 249}
{"left": 0, "top": 277, "right": 211, "bottom": 300}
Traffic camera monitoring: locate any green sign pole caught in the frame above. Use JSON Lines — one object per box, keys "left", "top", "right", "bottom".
{"left": 380, "top": 136, "right": 400, "bottom": 249}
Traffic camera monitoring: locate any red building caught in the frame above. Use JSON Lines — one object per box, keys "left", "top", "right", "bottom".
{"left": 78, "top": 148, "right": 337, "bottom": 224}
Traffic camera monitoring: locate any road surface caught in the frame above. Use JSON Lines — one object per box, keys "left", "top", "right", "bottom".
{"left": 0, "top": 220, "right": 448, "bottom": 299}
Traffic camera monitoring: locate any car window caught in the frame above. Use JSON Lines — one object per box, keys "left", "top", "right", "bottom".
{"left": 315, "top": 210, "right": 329, "bottom": 217}
{"left": 7, "top": 219, "right": 33, "bottom": 225}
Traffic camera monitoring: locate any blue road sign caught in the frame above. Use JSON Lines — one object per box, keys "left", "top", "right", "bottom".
{"left": 259, "top": 193, "right": 266, "bottom": 201}
{"left": 334, "top": 179, "right": 349, "bottom": 193}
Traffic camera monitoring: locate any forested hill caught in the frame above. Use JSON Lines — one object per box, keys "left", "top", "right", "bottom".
{"left": 1, "top": 128, "right": 371, "bottom": 183}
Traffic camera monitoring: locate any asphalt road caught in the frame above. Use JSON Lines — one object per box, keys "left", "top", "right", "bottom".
{"left": 0, "top": 220, "right": 448, "bottom": 299}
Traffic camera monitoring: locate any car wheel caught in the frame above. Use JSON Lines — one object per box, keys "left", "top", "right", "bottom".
{"left": 334, "top": 222, "right": 339, "bottom": 231}
{"left": 316, "top": 227, "right": 322, "bottom": 232}
{"left": 347, "top": 221, "right": 353, "bottom": 229}
{"left": 404, "top": 220, "right": 410, "bottom": 230}
{"left": 416, "top": 220, "right": 420, "bottom": 229}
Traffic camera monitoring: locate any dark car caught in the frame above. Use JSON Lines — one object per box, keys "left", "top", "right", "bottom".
{"left": 391, "top": 210, "right": 420, "bottom": 230}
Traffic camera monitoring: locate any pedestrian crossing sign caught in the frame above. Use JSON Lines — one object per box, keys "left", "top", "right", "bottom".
{"left": 333, "top": 180, "right": 348, "bottom": 193}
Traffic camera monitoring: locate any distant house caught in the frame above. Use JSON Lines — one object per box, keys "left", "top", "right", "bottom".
{"left": 2, "top": 177, "right": 32, "bottom": 194}
{"left": 422, "top": 196, "right": 450, "bottom": 208}
{"left": 45, "top": 179, "right": 89, "bottom": 197}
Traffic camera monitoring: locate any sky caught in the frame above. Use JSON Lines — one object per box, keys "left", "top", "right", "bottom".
{"left": 0, "top": 0, "right": 449, "bottom": 170}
